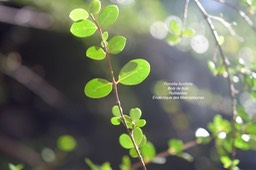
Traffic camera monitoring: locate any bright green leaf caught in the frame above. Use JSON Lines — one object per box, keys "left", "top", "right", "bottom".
{"left": 135, "top": 119, "right": 146, "bottom": 127}
{"left": 130, "top": 108, "right": 142, "bottom": 121}
{"left": 118, "top": 59, "right": 150, "bottom": 85}
{"left": 111, "top": 117, "right": 121, "bottom": 125}
{"left": 84, "top": 78, "right": 113, "bottom": 98}
{"left": 129, "top": 148, "right": 138, "bottom": 158}
{"left": 112, "top": 105, "right": 121, "bottom": 116}
{"left": 170, "top": 20, "right": 182, "bottom": 35}
{"left": 141, "top": 142, "right": 156, "bottom": 161}
{"left": 246, "top": 122, "right": 256, "bottom": 135}
{"left": 88, "top": 0, "right": 101, "bottom": 15}
{"left": 220, "top": 156, "right": 232, "bottom": 169}
{"left": 237, "top": 106, "right": 249, "bottom": 121}
{"left": 86, "top": 46, "right": 106, "bottom": 60}
{"left": 98, "top": 5, "right": 119, "bottom": 28}
{"left": 208, "top": 60, "right": 218, "bottom": 76}
{"left": 235, "top": 136, "right": 250, "bottom": 150}
{"left": 69, "top": 8, "right": 89, "bottom": 21}
{"left": 167, "top": 35, "right": 181, "bottom": 46}
{"left": 70, "top": 20, "right": 97, "bottom": 38}
{"left": 139, "top": 135, "right": 147, "bottom": 147}
{"left": 182, "top": 28, "right": 195, "bottom": 37}
{"left": 8, "top": 164, "right": 24, "bottom": 170}
{"left": 119, "top": 133, "right": 133, "bottom": 149}
{"left": 108, "top": 36, "right": 126, "bottom": 54}
{"left": 133, "top": 127, "right": 143, "bottom": 146}
{"left": 168, "top": 139, "right": 183, "bottom": 154}
{"left": 120, "top": 156, "right": 131, "bottom": 170}
{"left": 102, "top": 31, "right": 109, "bottom": 41}
{"left": 57, "top": 135, "right": 77, "bottom": 152}
{"left": 124, "top": 115, "right": 133, "bottom": 129}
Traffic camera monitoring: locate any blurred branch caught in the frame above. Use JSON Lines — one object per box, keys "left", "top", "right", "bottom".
{"left": 0, "top": 134, "right": 52, "bottom": 170}
{"left": 0, "top": 4, "right": 52, "bottom": 29}
{"left": 211, "top": 0, "right": 256, "bottom": 32}
{"left": 131, "top": 140, "right": 198, "bottom": 170}
{"left": 0, "top": 52, "right": 74, "bottom": 115}
{"left": 194, "top": 0, "right": 238, "bottom": 164}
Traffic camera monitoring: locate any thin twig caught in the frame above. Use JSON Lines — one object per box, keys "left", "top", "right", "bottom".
{"left": 182, "top": 0, "right": 190, "bottom": 30}
{"left": 210, "top": 0, "right": 256, "bottom": 32}
{"left": 90, "top": 14, "right": 147, "bottom": 170}
{"left": 194, "top": 0, "right": 238, "bottom": 167}
{"left": 131, "top": 140, "right": 198, "bottom": 170}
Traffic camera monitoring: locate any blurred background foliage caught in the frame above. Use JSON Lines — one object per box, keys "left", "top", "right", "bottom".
{"left": 0, "top": 0, "right": 256, "bottom": 170}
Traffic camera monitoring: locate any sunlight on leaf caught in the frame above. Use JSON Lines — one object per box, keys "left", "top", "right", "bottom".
{"left": 84, "top": 78, "right": 113, "bottom": 98}
{"left": 70, "top": 20, "right": 97, "bottom": 38}
{"left": 118, "top": 59, "right": 150, "bottom": 85}
{"left": 119, "top": 133, "right": 134, "bottom": 149}
{"left": 86, "top": 46, "right": 106, "bottom": 60}
{"left": 88, "top": 0, "right": 101, "bottom": 15}
{"left": 98, "top": 5, "right": 119, "bottom": 28}
{"left": 69, "top": 8, "right": 89, "bottom": 21}
{"left": 108, "top": 36, "right": 126, "bottom": 54}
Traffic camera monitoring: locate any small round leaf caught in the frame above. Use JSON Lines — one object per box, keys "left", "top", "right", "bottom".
{"left": 70, "top": 20, "right": 97, "bottom": 38}
{"left": 111, "top": 117, "right": 121, "bottom": 125}
{"left": 112, "top": 105, "right": 121, "bottom": 116}
{"left": 98, "top": 5, "right": 119, "bottom": 28}
{"left": 133, "top": 127, "right": 143, "bottom": 146}
{"left": 88, "top": 0, "right": 101, "bottom": 15}
{"left": 118, "top": 59, "right": 150, "bottom": 85}
{"left": 108, "top": 36, "right": 126, "bottom": 54}
{"left": 130, "top": 108, "right": 142, "bottom": 121}
{"left": 86, "top": 46, "right": 106, "bottom": 60}
{"left": 84, "top": 78, "right": 112, "bottom": 98}
{"left": 69, "top": 8, "right": 89, "bottom": 21}
{"left": 57, "top": 135, "right": 77, "bottom": 152}
{"left": 135, "top": 119, "right": 146, "bottom": 127}
{"left": 170, "top": 20, "right": 182, "bottom": 35}
{"left": 119, "top": 133, "right": 134, "bottom": 149}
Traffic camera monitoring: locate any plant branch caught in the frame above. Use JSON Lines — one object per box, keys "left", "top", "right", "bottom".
{"left": 131, "top": 140, "right": 198, "bottom": 170}
{"left": 210, "top": 0, "right": 256, "bottom": 32}
{"left": 182, "top": 0, "right": 190, "bottom": 30}
{"left": 193, "top": 0, "right": 238, "bottom": 166}
{"left": 90, "top": 14, "right": 147, "bottom": 170}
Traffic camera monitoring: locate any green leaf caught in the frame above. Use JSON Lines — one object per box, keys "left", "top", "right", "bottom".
{"left": 237, "top": 106, "right": 249, "bottom": 121}
{"left": 124, "top": 115, "right": 133, "bottom": 129}
{"left": 120, "top": 156, "right": 131, "bottom": 170}
{"left": 129, "top": 148, "right": 138, "bottom": 158}
{"left": 86, "top": 46, "right": 106, "bottom": 60}
{"left": 8, "top": 164, "right": 24, "bottom": 170}
{"left": 69, "top": 8, "right": 89, "bottom": 21}
{"left": 84, "top": 78, "right": 113, "bottom": 98}
{"left": 170, "top": 20, "right": 182, "bottom": 35}
{"left": 112, "top": 105, "right": 121, "bottom": 117}
{"left": 102, "top": 31, "right": 109, "bottom": 41}
{"left": 135, "top": 119, "right": 146, "bottom": 127}
{"left": 88, "top": 0, "right": 101, "bottom": 15}
{"left": 130, "top": 108, "right": 142, "bottom": 121}
{"left": 141, "top": 142, "right": 156, "bottom": 161}
{"left": 208, "top": 60, "right": 218, "bottom": 76}
{"left": 57, "top": 135, "right": 77, "bottom": 152}
{"left": 118, "top": 59, "right": 150, "bottom": 85}
{"left": 139, "top": 135, "right": 147, "bottom": 147}
{"left": 98, "top": 5, "right": 119, "bottom": 28}
{"left": 70, "top": 20, "right": 97, "bottom": 38}
{"left": 119, "top": 133, "right": 133, "bottom": 149}
{"left": 108, "top": 36, "right": 126, "bottom": 54}
{"left": 133, "top": 127, "right": 143, "bottom": 146}
{"left": 111, "top": 117, "right": 121, "bottom": 125}
{"left": 234, "top": 136, "right": 250, "bottom": 150}
{"left": 168, "top": 139, "right": 183, "bottom": 154}
{"left": 167, "top": 35, "right": 181, "bottom": 46}
{"left": 182, "top": 28, "right": 195, "bottom": 37}
{"left": 246, "top": 122, "right": 256, "bottom": 135}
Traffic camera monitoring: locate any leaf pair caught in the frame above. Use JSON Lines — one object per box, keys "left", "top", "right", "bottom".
{"left": 167, "top": 18, "right": 195, "bottom": 46}
{"left": 70, "top": 3, "right": 119, "bottom": 38}
{"left": 84, "top": 59, "right": 150, "bottom": 98}
{"left": 86, "top": 35, "right": 126, "bottom": 60}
